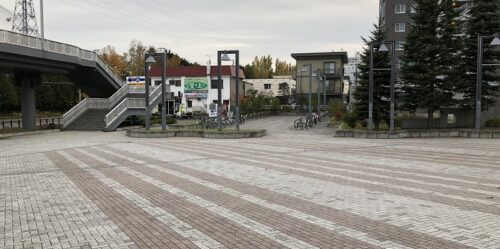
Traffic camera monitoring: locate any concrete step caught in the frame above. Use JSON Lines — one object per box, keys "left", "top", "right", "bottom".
{"left": 65, "top": 109, "right": 108, "bottom": 131}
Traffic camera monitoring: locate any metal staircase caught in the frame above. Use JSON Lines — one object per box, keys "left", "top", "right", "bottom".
{"left": 104, "top": 85, "right": 163, "bottom": 131}
{"left": 62, "top": 85, "right": 166, "bottom": 131}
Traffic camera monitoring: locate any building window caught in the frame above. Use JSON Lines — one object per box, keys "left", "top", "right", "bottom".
{"left": 411, "top": 4, "right": 417, "bottom": 13}
{"left": 395, "top": 23, "right": 406, "bottom": 32}
{"left": 447, "top": 114, "right": 456, "bottom": 124}
{"left": 324, "top": 62, "right": 335, "bottom": 74}
{"left": 396, "top": 41, "right": 405, "bottom": 50}
{"left": 211, "top": 79, "right": 223, "bottom": 89}
{"left": 169, "top": 80, "right": 181, "bottom": 86}
{"left": 187, "top": 100, "right": 193, "bottom": 108}
{"left": 395, "top": 4, "right": 406, "bottom": 14}
{"left": 264, "top": 84, "right": 272, "bottom": 90}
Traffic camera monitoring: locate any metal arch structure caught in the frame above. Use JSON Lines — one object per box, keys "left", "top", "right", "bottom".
{"left": 12, "top": 0, "right": 39, "bottom": 36}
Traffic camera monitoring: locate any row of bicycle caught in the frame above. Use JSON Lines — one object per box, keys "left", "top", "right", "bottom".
{"left": 196, "top": 115, "right": 246, "bottom": 129}
{"left": 196, "top": 111, "right": 271, "bottom": 129}
{"left": 292, "top": 112, "right": 328, "bottom": 130}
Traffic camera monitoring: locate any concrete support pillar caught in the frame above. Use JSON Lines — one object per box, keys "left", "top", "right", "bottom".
{"left": 16, "top": 74, "right": 39, "bottom": 130}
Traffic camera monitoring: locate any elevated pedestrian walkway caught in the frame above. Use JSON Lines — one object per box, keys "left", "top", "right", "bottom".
{"left": 0, "top": 29, "right": 170, "bottom": 131}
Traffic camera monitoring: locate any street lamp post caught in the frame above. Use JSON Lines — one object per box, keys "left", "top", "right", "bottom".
{"left": 300, "top": 64, "right": 313, "bottom": 120}
{"left": 368, "top": 41, "right": 396, "bottom": 132}
{"left": 217, "top": 50, "right": 240, "bottom": 131}
{"left": 316, "top": 69, "right": 321, "bottom": 113}
{"left": 323, "top": 73, "right": 327, "bottom": 108}
{"left": 160, "top": 50, "right": 168, "bottom": 131}
{"left": 144, "top": 51, "right": 169, "bottom": 130}
{"left": 475, "top": 35, "right": 500, "bottom": 131}
{"left": 144, "top": 54, "right": 156, "bottom": 130}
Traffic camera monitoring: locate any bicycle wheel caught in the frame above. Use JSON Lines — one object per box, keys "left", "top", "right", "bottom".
{"left": 293, "top": 119, "right": 301, "bottom": 129}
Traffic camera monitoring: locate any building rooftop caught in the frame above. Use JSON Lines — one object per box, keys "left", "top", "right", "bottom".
{"left": 291, "top": 52, "right": 348, "bottom": 63}
{"left": 149, "top": 65, "right": 245, "bottom": 79}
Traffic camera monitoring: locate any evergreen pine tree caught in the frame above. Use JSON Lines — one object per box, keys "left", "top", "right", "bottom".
{"left": 435, "top": 0, "right": 464, "bottom": 107}
{"left": 400, "top": 0, "right": 444, "bottom": 128}
{"left": 459, "top": 0, "right": 500, "bottom": 111}
{"left": 353, "top": 23, "right": 391, "bottom": 129}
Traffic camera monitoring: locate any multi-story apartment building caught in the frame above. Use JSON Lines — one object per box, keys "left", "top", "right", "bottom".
{"left": 378, "top": 0, "right": 500, "bottom": 127}
{"left": 379, "top": 0, "right": 473, "bottom": 62}
{"left": 344, "top": 52, "right": 362, "bottom": 109}
{"left": 344, "top": 52, "right": 361, "bottom": 85}
{"left": 291, "top": 52, "right": 348, "bottom": 106}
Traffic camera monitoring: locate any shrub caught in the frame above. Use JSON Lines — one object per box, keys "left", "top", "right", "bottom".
{"left": 360, "top": 119, "right": 368, "bottom": 128}
{"left": 341, "top": 111, "right": 358, "bottom": 128}
{"left": 485, "top": 117, "right": 500, "bottom": 128}
{"left": 328, "top": 100, "right": 346, "bottom": 121}
{"left": 395, "top": 114, "right": 415, "bottom": 128}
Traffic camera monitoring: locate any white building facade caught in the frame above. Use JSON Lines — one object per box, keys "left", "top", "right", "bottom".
{"left": 149, "top": 65, "right": 243, "bottom": 117}
{"left": 243, "top": 75, "right": 296, "bottom": 98}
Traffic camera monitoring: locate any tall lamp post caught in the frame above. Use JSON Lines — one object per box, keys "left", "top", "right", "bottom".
{"left": 475, "top": 35, "right": 500, "bottom": 131}
{"left": 144, "top": 50, "right": 169, "bottom": 130}
{"left": 323, "top": 73, "right": 327, "bottom": 108}
{"left": 300, "top": 64, "right": 313, "bottom": 119}
{"left": 159, "top": 49, "right": 168, "bottom": 131}
{"left": 217, "top": 50, "right": 240, "bottom": 131}
{"left": 144, "top": 54, "right": 156, "bottom": 130}
{"left": 369, "top": 41, "right": 396, "bottom": 132}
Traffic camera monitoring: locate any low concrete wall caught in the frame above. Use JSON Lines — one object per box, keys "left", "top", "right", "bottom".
{"left": 0, "top": 129, "right": 60, "bottom": 139}
{"left": 127, "top": 129, "right": 267, "bottom": 139}
{"left": 335, "top": 129, "right": 500, "bottom": 139}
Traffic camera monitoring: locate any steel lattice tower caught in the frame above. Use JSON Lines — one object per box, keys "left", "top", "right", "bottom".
{"left": 12, "top": 0, "right": 39, "bottom": 36}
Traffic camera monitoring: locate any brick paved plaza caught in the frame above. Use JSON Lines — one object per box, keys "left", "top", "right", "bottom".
{"left": 1, "top": 116, "right": 500, "bottom": 248}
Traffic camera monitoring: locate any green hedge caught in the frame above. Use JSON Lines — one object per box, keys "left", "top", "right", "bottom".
{"left": 485, "top": 117, "right": 500, "bottom": 128}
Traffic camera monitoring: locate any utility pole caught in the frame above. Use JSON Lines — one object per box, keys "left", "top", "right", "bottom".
{"left": 12, "top": 0, "right": 39, "bottom": 36}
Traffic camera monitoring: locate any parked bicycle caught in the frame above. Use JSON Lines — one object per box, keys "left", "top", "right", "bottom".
{"left": 197, "top": 116, "right": 221, "bottom": 129}
{"left": 293, "top": 117, "right": 307, "bottom": 130}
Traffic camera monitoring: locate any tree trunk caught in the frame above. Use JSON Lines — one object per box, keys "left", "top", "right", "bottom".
{"left": 427, "top": 106, "right": 433, "bottom": 129}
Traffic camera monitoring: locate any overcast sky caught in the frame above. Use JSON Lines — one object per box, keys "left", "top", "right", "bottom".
{"left": 0, "top": 0, "right": 378, "bottom": 65}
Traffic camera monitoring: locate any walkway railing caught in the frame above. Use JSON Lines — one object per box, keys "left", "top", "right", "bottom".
{"left": 0, "top": 117, "right": 62, "bottom": 129}
{"left": 0, "top": 29, "right": 123, "bottom": 87}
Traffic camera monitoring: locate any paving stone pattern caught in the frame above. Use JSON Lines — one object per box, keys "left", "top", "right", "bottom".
{"left": 1, "top": 116, "right": 500, "bottom": 248}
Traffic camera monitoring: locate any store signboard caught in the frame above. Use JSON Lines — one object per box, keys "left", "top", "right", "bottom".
{"left": 126, "top": 76, "right": 145, "bottom": 85}
{"left": 185, "top": 93, "right": 208, "bottom": 99}
{"left": 184, "top": 77, "right": 208, "bottom": 92}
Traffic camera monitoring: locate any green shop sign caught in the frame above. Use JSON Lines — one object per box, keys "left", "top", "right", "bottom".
{"left": 184, "top": 77, "right": 208, "bottom": 91}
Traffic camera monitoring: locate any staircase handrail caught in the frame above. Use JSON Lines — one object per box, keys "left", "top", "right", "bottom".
{"left": 62, "top": 98, "right": 88, "bottom": 128}
{"left": 104, "top": 86, "right": 162, "bottom": 128}
{"left": 62, "top": 84, "right": 130, "bottom": 128}
{"left": 104, "top": 98, "right": 145, "bottom": 129}
{"left": 108, "top": 84, "right": 130, "bottom": 107}
{"left": 148, "top": 85, "right": 163, "bottom": 111}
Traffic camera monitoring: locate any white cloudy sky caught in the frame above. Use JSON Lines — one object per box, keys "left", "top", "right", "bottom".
{"left": 0, "top": 0, "right": 378, "bottom": 65}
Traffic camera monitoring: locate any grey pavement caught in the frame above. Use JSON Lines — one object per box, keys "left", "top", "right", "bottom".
{"left": 1, "top": 116, "right": 500, "bottom": 248}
